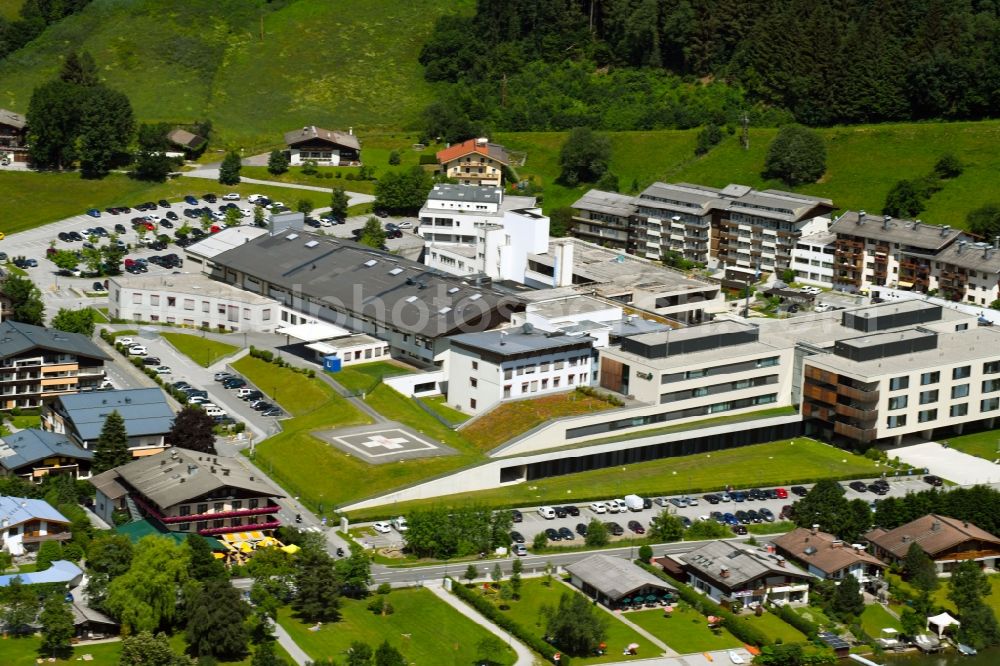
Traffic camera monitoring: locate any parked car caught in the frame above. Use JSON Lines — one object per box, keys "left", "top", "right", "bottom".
{"left": 512, "top": 544, "right": 528, "bottom": 556}
{"left": 153, "top": 366, "right": 171, "bottom": 374}
{"left": 849, "top": 481, "right": 868, "bottom": 493}
{"left": 923, "top": 474, "right": 943, "bottom": 487}
{"left": 868, "top": 483, "right": 889, "bottom": 495}
{"left": 545, "top": 528, "right": 560, "bottom": 542}
{"left": 251, "top": 401, "right": 273, "bottom": 412}
{"left": 127, "top": 345, "right": 148, "bottom": 356}
{"left": 604, "top": 521, "right": 624, "bottom": 536}
{"left": 703, "top": 493, "right": 720, "bottom": 504}
{"left": 759, "top": 508, "right": 775, "bottom": 522}
{"left": 372, "top": 522, "right": 391, "bottom": 534}
{"left": 223, "top": 193, "right": 240, "bottom": 200}
{"left": 575, "top": 523, "right": 588, "bottom": 537}
{"left": 746, "top": 510, "right": 762, "bottom": 523}
{"left": 509, "top": 531, "right": 524, "bottom": 544}
{"left": 731, "top": 524, "right": 748, "bottom": 535}
{"left": 779, "top": 505, "right": 794, "bottom": 520}
{"left": 790, "top": 485, "right": 808, "bottom": 497}
{"left": 92, "top": 281, "right": 106, "bottom": 292}
{"left": 564, "top": 505, "right": 580, "bottom": 517}
{"left": 558, "top": 527, "right": 574, "bottom": 540}
{"left": 589, "top": 502, "right": 607, "bottom": 514}
{"left": 242, "top": 390, "right": 264, "bottom": 402}
{"left": 775, "top": 487, "right": 788, "bottom": 499}
{"left": 86, "top": 208, "right": 101, "bottom": 218}
{"left": 223, "top": 378, "right": 247, "bottom": 389}
{"left": 261, "top": 406, "right": 284, "bottom": 417}
{"left": 141, "top": 356, "right": 161, "bottom": 366}
{"left": 511, "top": 509, "right": 522, "bottom": 523}
{"left": 735, "top": 510, "right": 751, "bottom": 525}
{"left": 214, "top": 372, "right": 235, "bottom": 382}
{"left": 627, "top": 520, "right": 645, "bottom": 534}
{"left": 554, "top": 506, "right": 567, "bottom": 519}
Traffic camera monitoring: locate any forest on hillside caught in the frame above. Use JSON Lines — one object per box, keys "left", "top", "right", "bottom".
{"left": 420, "top": 0, "right": 1000, "bottom": 136}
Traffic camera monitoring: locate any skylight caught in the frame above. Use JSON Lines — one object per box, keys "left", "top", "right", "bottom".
{"left": 286, "top": 233, "right": 299, "bottom": 240}
{"left": 363, "top": 259, "right": 378, "bottom": 267}
{"left": 389, "top": 268, "right": 403, "bottom": 275}
{"left": 405, "top": 296, "right": 418, "bottom": 303}
{"left": 304, "top": 240, "right": 319, "bottom": 248}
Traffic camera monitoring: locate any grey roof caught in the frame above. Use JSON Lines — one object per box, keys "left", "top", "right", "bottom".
{"left": 830, "top": 211, "right": 961, "bottom": 250}
{"left": 572, "top": 189, "right": 637, "bottom": 218}
{"left": 0, "top": 108, "right": 26, "bottom": 130}
{"left": 0, "top": 560, "right": 81, "bottom": 587}
{"left": 0, "top": 320, "right": 109, "bottom": 361}
{"left": 936, "top": 238, "right": 1000, "bottom": 274}
{"left": 450, "top": 327, "right": 594, "bottom": 359}
{"left": 284, "top": 126, "right": 360, "bottom": 150}
{"left": 681, "top": 541, "right": 813, "bottom": 590}
{"left": 0, "top": 429, "right": 92, "bottom": 471}
{"left": 624, "top": 319, "right": 754, "bottom": 346}
{"left": 566, "top": 554, "right": 676, "bottom": 599}
{"left": 114, "top": 447, "right": 283, "bottom": 508}
{"left": 55, "top": 388, "right": 175, "bottom": 442}
{"left": 635, "top": 182, "right": 833, "bottom": 223}
{"left": 530, "top": 295, "right": 617, "bottom": 319}
{"left": 89, "top": 468, "right": 127, "bottom": 500}
{"left": 427, "top": 184, "right": 502, "bottom": 204}
{"left": 71, "top": 601, "right": 117, "bottom": 627}
{"left": 166, "top": 128, "right": 206, "bottom": 150}
{"left": 607, "top": 317, "right": 672, "bottom": 337}
{"left": 210, "top": 230, "right": 516, "bottom": 339}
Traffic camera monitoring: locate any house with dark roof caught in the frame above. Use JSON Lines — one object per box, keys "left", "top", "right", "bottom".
{"left": 0, "top": 320, "right": 110, "bottom": 411}
{"left": 865, "top": 514, "right": 1000, "bottom": 574}
{"left": 90, "top": 447, "right": 283, "bottom": 537}
{"left": 674, "top": 540, "right": 814, "bottom": 608}
{"left": 772, "top": 526, "right": 886, "bottom": 584}
{"left": 0, "top": 496, "right": 71, "bottom": 556}
{"left": 436, "top": 138, "right": 509, "bottom": 186}
{"left": 446, "top": 324, "right": 596, "bottom": 414}
{"left": 207, "top": 228, "right": 520, "bottom": 364}
{"left": 566, "top": 554, "right": 676, "bottom": 609}
{"left": 284, "top": 126, "right": 360, "bottom": 166}
{"left": 166, "top": 127, "right": 207, "bottom": 154}
{"left": 42, "top": 388, "right": 175, "bottom": 457}
{"left": 0, "top": 108, "right": 28, "bottom": 163}
{"left": 0, "top": 429, "right": 94, "bottom": 482}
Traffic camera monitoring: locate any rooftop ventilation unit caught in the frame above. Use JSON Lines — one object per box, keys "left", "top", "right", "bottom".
{"left": 363, "top": 259, "right": 378, "bottom": 267}
{"left": 389, "top": 268, "right": 403, "bottom": 275}
{"left": 304, "top": 240, "right": 319, "bottom": 248}
{"left": 286, "top": 233, "right": 299, "bottom": 240}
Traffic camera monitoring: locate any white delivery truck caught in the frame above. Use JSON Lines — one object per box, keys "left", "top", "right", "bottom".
{"left": 624, "top": 495, "right": 645, "bottom": 512}
{"left": 538, "top": 506, "right": 556, "bottom": 519}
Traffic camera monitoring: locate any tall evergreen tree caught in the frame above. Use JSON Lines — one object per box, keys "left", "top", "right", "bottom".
{"left": 831, "top": 574, "right": 865, "bottom": 621}
{"left": 219, "top": 151, "right": 242, "bottom": 185}
{"left": 267, "top": 149, "right": 289, "bottom": 175}
{"left": 292, "top": 546, "right": 341, "bottom": 622}
{"left": 329, "top": 186, "right": 350, "bottom": 221}
{"left": 93, "top": 410, "right": 130, "bottom": 473}
{"left": 903, "top": 542, "right": 939, "bottom": 593}
{"left": 59, "top": 51, "right": 99, "bottom": 87}
{"left": 186, "top": 534, "right": 227, "bottom": 582}
{"left": 185, "top": 579, "right": 251, "bottom": 660}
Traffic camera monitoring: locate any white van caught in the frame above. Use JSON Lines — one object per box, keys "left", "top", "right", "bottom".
{"left": 204, "top": 406, "right": 226, "bottom": 418}
{"left": 538, "top": 506, "right": 556, "bottom": 520}
{"left": 392, "top": 516, "right": 408, "bottom": 532}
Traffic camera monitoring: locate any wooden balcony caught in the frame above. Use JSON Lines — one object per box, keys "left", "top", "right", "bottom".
{"left": 837, "top": 384, "right": 880, "bottom": 403}
{"left": 803, "top": 383, "right": 838, "bottom": 405}
{"left": 835, "top": 403, "right": 878, "bottom": 423}
{"left": 834, "top": 422, "right": 877, "bottom": 443}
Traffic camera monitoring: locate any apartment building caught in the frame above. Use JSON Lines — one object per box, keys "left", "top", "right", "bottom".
{"left": 90, "top": 447, "right": 283, "bottom": 536}
{"left": 446, "top": 325, "right": 596, "bottom": 415}
{"left": 418, "top": 184, "right": 549, "bottom": 281}
{"left": 801, "top": 300, "right": 1000, "bottom": 445}
{"left": 927, "top": 238, "right": 1000, "bottom": 306}
{"left": 0, "top": 321, "right": 110, "bottom": 411}
{"left": 435, "top": 138, "right": 509, "bottom": 186}
{"left": 571, "top": 183, "right": 835, "bottom": 271}
{"left": 791, "top": 232, "right": 836, "bottom": 286}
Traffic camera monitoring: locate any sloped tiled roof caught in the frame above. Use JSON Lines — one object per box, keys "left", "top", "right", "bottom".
{"left": 55, "top": 388, "right": 174, "bottom": 441}
{"left": 436, "top": 138, "right": 508, "bottom": 165}
{"left": 865, "top": 514, "right": 1000, "bottom": 559}
{"left": 0, "top": 429, "right": 92, "bottom": 471}
{"left": 284, "top": 126, "right": 360, "bottom": 150}
{"left": 0, "top": 320, "right": 109, "bottom": 362}
{"left": 772, "top": 527, "right": 886, "bottom": 575}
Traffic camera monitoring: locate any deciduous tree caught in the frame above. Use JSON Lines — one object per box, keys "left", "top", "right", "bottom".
{"left": 93, "top": 410, "right": 130, "bottom": 473}
{"left": 557, "top": 126, "right": 611, "bottom": 185}
{"left": 903, "top": 542, "right": 939, "bottom": 593}
{"left": 85, "top": 533, "right": 133, "bottom": 611}
{"left": 882, "top": 179, "right": 925, "bottom": 218}
{"left": 831, "top": 573, "right": 864, "bottom": 620}
{"left": 358, "top": 216, "right": 386, "bottom": 249}
{"left": 52, "top": 307, "right": 97, "bottom": 336}
{"left": 106, "top": 535, "right": 190, "bottom": 633}
{"left": 762, "top": 125, "right": 826, "bottom": 185}
{"left": 374, "top": 640, "right": 406, "bottom": 666}
{"left": 345, "top": 641, "right": 374, "bottom": 666}
{"left": 49, "top": 249, "right": 80, "bottom": 272}
{"left": 185, "top": 579, "right": 251, "bottom": 660}
{"left": 542, "top": 591, "right": 609, "bottom": 656}
{"left": 119, "top": 630, "right": 194, "bottom": 666}
{"left": 78, "top": 85, "right": 135, "bottom": 179}
{"left": 1, "top": 274, "right": 45, "bottom": 325}
{"left": 584, "top": 519, "right": 608, "bottom": 547}
{"left": 1, "top": 577, "right": 39, "bottom": 635}
{"left": 39, "top": 592, "right": 75, "bottom": 658}
{"left": 648, "top": 511, "right": 685, "bottom": 542}
{"left": 26, "top": 79, "right": 80, "bottom": 169}
{"left": 292, "top": 545, "right": 341, "bottom": 622}
{"left": 372, "top": 166, "right": 433, "bottom": 214}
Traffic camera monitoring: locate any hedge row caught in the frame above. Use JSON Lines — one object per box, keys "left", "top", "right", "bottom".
{"left": 248, "top": 346, "right": 315, "bottom": 378}
{"left": 773, "top": 601, "right": 820, "bottom": 639}
{"left": 449, "top": 579, "right": 567, "bottom": 665}
{"left": 636, "top": 562, "right": 770, "bottom": 647}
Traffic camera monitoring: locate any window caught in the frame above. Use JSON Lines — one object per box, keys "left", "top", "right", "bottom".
{"left": 553, "top": 377, "right": 560, "bottom": 388}
{"left": 249, "top": 499, "right": 259, "bottom": 509}
{"left": 197, "top": 503, "right": 208, "bottom": 514}
{"left": 981, "top": 397, "right": 999, "bottom": 412}
{"left": 540, "top": 362, "right": 550, "bottom": 372}
{"left": 542, "top": 378, "right": 548, "bottom": 389}
{"left": 504, "top": 369, "right": 512, "bottom": 380}
{"left": 178, "top": 523, "right": 190, "bottom": 532}
{"left": 167, "top": 297, "right": 176, "bottom": 307}
{"left": 983, "top": 378, "right": 1000, "bottom": 393}
{"left": 263, "top": 309, "right": 271, "bottom": 321}
{"left": 196, "top": 521, "right": 208, "bottom": 532}
{"left": 244, "top": 308, "right": 250, "bottom": 320}
{"left": 919, "top": 389, "right": 938, "bottom": 405}
{"left": 470, "top": 398, "right": 477, "bottom": 409}
{"left": 952, "top": 384, "right": 970, "bottom": 399}
{"left": 950, "top": 403, "right": 968, "bottom": 417}
{"left": 232, "top": 501, "right": 242, "bottom": 510}
{"left": 521, "top": 382, "right": 528, "bottom": 392}
{"left": 887, "top": 415, "right": 907, "bottom": 428}
{"left": 530, "top": 381, "right": 538, "bottom": 392}
{"left": 503, "top": 385, "right": 511, "bottom": 399}
{"left": 183, "top": 299, "right": 194, "bottom": 311}
{"left": 179, "top": 505, "right": 191, "bottom": 516}
{"left": 953, "top": 366, "right": 971, "bottom": 380}
{"left": 918, "top": 409, "right": 937, "bottom": 423}
{"left": 920, "top": 371, "right": 939, "bottom": 386}
{"left": 985, "top": 361, "right": 1000, "bottom": 375}
{"left": 568, "top": 375, "right": 576, "bottom": 385}
{"left": 150, "top": 295, "right": 160, "bottom": 306}
{"left": 472, "top": 361, "right": 478, "bottom": 370}
{"left": 470, "top": 377, "right": 477, "bottom": 388}
{"left": 214, "top": 519, "right": 224, "bottom": 528}
{"left": 202, "top": 301, "right": 209, "bottom": 313}
{"left": 132, "top": 293, "right": 142, "bottom": 304}
{"left": 888, "top": 395, "right": 908, "bottom": 410}
{"left": 218, "top": 305, "right": 226, "bottom": 315}
{"left": 755, "top": 357, "right": 779, "bottom": 369}
{"left": 889, "top": 376, "right": 909, "bottom": 391}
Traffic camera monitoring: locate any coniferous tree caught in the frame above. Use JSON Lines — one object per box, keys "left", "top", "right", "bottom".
{"left": 267, "top": 149, "right": 289, "bottom": 175}
{"left": 93, "top": 410, "right": 130, "bottom": 473}
{"left": 292, "top": 546, "right": 341, "bottom": 622}
{"left": 219, "top": 151, "right": 242, "bottom": 185}
{"left": 185, "top": 579, "right": 251, "bottom": 660}
{"left": 831, "top": 574, "right": 864, "bottom": 621}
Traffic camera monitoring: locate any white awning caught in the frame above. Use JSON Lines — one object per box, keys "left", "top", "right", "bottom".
{"left": 276, "top": 322, "right": 350, "bottom": 342}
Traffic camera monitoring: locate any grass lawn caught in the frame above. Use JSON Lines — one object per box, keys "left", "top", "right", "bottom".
{"left": 234, "top": 356, "right": 336, "bottom": 417}
{"left": 890, "top": 573, "right": 1000, "bottom": 618}
{"left": 743, "top": 611, "right": 807, "bottom": 644}
{"left": 498, "top": 120, "right": 1000, "bottom": 227}
{"left": 0, "top": 171, "right": 337, "bottom": 236}
{"left": 278, "top": 587, "right": 516, "bottom": 666}
{"left": 422, "top": 395, "right": 471, "bottom": 424}
{"left": 860, "top": 604, "right": 903, "bottom": 638}
{"left": 461, "top": 391, "right": 617, "bottom": 453}
{"left": 792, "top": 605, "right": 838, "bottom": 631}
{"left": 329, "top": 360, "right": 413, "bottom": 394}
{"left": 7, "top": 413, "right": 39, "bottom": 430}
{"left": 494, "top": 578, "right": 659, "bottom": 663}
{"left": 629, "top": 606, "right": 742, "bottom": 653}
{"left": 161, "top": 332, "right": 240, "bottom": 368}
{"left": 748, "top": 521, "right": 796, "bottom": 536}
{"left": 346, "top": 437, "right": 881, "bottom": 521}
{"left": 940, "top": 428, "right": 1000, "bottom": 462}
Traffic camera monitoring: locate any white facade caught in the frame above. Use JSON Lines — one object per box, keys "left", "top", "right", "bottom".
{"left": 108, "top": 274, "right": 282, "bottom": 333}
{"left": 792, "top": 232, "right": 836, "bottom": 286}
{"left": 446, "top": 329, "right": 597, "bottom": 415}
{"left": 306, "top": 335, "right": 389, "bottom": 366}
{"left": 419, "top": 184, "right": 549, "bottom": 283}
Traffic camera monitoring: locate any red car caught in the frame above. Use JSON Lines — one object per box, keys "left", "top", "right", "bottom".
{"left": 775, "top": 487, "right": 788, "bottom": 499}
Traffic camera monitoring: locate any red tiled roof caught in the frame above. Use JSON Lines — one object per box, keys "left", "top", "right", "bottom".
{"left": 865, "top": 514, "right": 1000, "bottom": 559}
{"left": 436, "top": 138, "right": 508, "bottom": 165}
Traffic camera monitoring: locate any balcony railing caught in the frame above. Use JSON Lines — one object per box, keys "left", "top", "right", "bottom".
{"left": 131, "top": 493, "right": 281, "bottom": 524}
{"left": 834, "top": 421, "right": 877, "bottom": 443}
{"left": 837, "top": 384, "right": 880, "bottom": 403}
{"left": 199, "top": 520, "right": 281, "bottom": 536}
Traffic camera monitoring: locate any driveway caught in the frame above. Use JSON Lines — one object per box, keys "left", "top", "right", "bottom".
{"left": 891, "top": 441, "right": 1000, "bottom": 484}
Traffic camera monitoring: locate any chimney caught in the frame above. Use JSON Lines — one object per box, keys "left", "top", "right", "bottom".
{"left": 499, "top": 331, "right": 507, "bottom": 346}
{"left": 857, "top": 210, "right": 866, "bottom": 225}
{"left": 187, "top": 464, "right": 197, "bottom": 476}
{"left": 720, "top": 566, "right": 730, "bottom": 578}
{"left": 985, "top": 246, "right": 990, "bottom": 260}
{"left": 913, "top": 220, "right": 921, "bottom": 231}
{"left": 958, "top": 240, "right": 966, "bottom": 255}
{"left": 901, "top": 535, "right": 910, "bottom": 543}
{"left": 995, "top": 236, "right": 999, "bottom": 251}
{"left": 776, "top": 556, "right": 786, "bottom": 567}
{"left": 940, "top": 225, "right": 950, "bottom": 237}
{"left": 811, "top": 524, "right": 819, "bottom": 535}
{"left": 553, "top": 241, "right": 575, "bottom": 287}
{"left": 931, "top": 521, "right": 940, "bottom": 531}
{"left": 883, "top": 214, "right": 891, "bottom": 230}
{"left": 349, "top": 126, "right": 353, "bottom": 135}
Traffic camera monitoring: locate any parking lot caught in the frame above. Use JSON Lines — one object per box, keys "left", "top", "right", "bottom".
{"left": 355, "top": 473, "right": 936, "bottom": 550}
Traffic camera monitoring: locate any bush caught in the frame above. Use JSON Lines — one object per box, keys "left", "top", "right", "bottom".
{"left": 763, "top": 125, "right": 826, "bottom": 185}
{"left": 933, "top": 153, "right": 963, "bottom": 179}
{"left": 695, "top": 124, "right": 723, "bottom": 156}
{"left": 772, "top": 602, "right": 819, "bottom": 638}
{"left": 451, "top": 579, "right": 569, "bottom": 664}
{"left": 418, "top": 154, "right": 438, "bottom": 165}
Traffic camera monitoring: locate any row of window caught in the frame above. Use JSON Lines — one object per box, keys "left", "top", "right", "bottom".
{"left": 129, "top": 293, "right": 269, "bottom": 321}
{"left": 503, "top": 356, "right": 590, "bottom": 380}
{"left": 888, "top": 400, "right": 998, "bottom": 428}
{"left": 889, "top": 363, "right": 1000, "bottom": 392}
{"left": 178, "top": 498, "right": 260, "bottom": 516}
